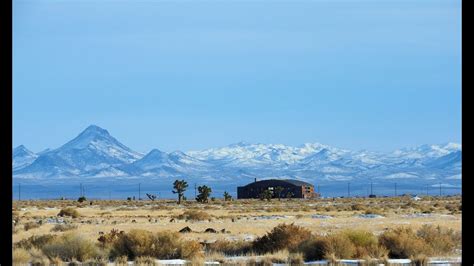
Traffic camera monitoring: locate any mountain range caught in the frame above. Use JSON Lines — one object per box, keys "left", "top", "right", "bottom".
{"left": 13, "top": 125, "right": 462, "bottom": 188}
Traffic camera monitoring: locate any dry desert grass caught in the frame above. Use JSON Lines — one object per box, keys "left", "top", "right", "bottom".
{"left": 12, "top": 196, "right": 461, "bottom": 264}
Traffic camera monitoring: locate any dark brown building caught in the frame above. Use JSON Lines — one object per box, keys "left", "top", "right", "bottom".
{"left": 237, "top": 179, "right": 319, "bottom": 199}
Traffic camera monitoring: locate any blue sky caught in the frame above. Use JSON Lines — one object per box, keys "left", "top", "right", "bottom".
{"left": 13, "top": 0, "right": 461, "bottom": 153}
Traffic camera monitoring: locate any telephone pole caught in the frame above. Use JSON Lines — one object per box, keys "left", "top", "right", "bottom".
{"left": 138, "top": 183, "right": 141, "bottom": 200}
{"left": 370, "top": 179, "right": 373, "bottom": 196}
{"left": 18, "top": 183, "right": 21, "bottom": 201}
{"left": 439, "top": 182, "right": 442, "bottom": 196}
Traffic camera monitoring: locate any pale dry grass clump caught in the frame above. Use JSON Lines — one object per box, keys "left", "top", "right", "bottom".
{"left": 176, "top": 210, "right": 211, "bottom": 221}
{"left": 134, "top": 256, "right": 157, "bottom": 265}
{"left": 379, "top": 227, "right": 430, "bottom": 258}
{"left": 13, "top": 248, "right": 30, "bottom": 265}
{"left": 42, "top": 232, "right": 100, "bottom": 262}
{"left": 51, "top": 224, "right": 78, "bottom": 232}
{"left": 252, "top": 223, "right": 311, "bottom": 254}
{"left": 15, "top": 234, "right": 58, "bottom": 250}
{"left": 57, "top": 208, "right": 80, "bottom": 218}
{"left": 206, "top": 240, "right": 253, "bottom": 256}
{"left": 24, "top": 221, "right": 41, "bottom": 231}
{"left": 110, "top": 229, "right": 203, "bottom": 260}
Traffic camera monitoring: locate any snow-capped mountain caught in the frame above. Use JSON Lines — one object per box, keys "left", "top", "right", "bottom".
{"left": 14, "top": 125, "right": 143, "bottom": 178}
{"left": 13, "top": 125, "right": 461, "bottom": 187}
{"left": 13, "top": 145, "right": 38, "bottom": 170}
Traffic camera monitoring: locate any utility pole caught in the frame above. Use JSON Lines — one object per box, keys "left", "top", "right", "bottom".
{"left": 138, "top": 183, "right": 141, "bottom": 200}
{"left": 18, "top": 183, "right": 21, "bottom": 201}
{"left": 439, "top": 182, "right": 442, "bottom": 196}
{"left": 80, "top": 183, "right": 83, "bottom": 197}
{"left": 370, "top": 179, "right": 373, "bottom": 195}
{"left": 394, "top": 183, "right": 397, "bottom": 197}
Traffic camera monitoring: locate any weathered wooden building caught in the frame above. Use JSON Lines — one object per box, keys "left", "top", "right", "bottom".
{"left": 237, "top": 179, "right": 319, "bottom": 199}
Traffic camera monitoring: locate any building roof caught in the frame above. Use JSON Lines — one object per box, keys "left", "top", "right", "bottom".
{"left": 239, "top": 179, "right": 313, "bottom": 188}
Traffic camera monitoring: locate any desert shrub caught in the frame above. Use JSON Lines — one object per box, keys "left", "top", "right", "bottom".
{"left": 57, "top": 208, "right": 80, "bottom": 218}
{"left": 364, "top": 208, "right": 384, "bottom": 216}
{"left": 51, "top": 224, "right": 78, "bottom": 232}
{"left": 180, "top": 240, "right": 205, "bottom": 260}
{"left": 206, "top": 240, "right": 253, "bottom": 256}
{"left": 15, "top": 234, "right": 58, "bottom": 250}
{"left": 134, "top": 256, "right": 156, "bottom": 265}
{"left": 252, "top": 223, "right": 312, "bottom": 254}
{"left": 13, "top": 248, "right": 30, "bottom": 265}
{"left": 342, "top": 230, "right": 388, "bottom": 259}
{"left": 42, "top": 232, "right": 100, "bottom": 262}
{"left": 114, "top": 255, "right": 129, "bottom": 265}
{"left": 298, "top": 234, "right": 356, "bottom": 260}
{"left": 176, "top": 210, "right": 211, "bottom": 221}
{"left": 321, "top": 234, "right": 356, "bottom": 259}
{"left": 24, "top": 221, "right": 41, "bottom": 231}
{"left": 28, "top": 247, "right": 51, "bottom": 266}
{"left": 416, "top": 225, "right": 460, "bottom": 255}
{"left": 297, "top": 237, "right": 326, "bottom": 261}
{"left": 110, "top": 229, "right": 203, "bottom": 260}
{"left": 351, "top": 204, "right": 365, "bottom": 211}
{"left": 288, "top": 252, "right": 305, "bottom": 264}
{"left": 379, "top": 227, "right": 429, "bottom": 258}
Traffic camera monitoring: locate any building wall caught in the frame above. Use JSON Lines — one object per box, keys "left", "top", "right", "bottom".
{"left": 237, "top": 181, "right": 316, "bottom": 199}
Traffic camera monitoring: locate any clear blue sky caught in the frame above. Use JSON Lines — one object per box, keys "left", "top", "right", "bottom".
{"left": 13, "top": 0, "right": 461, "bottom": 153}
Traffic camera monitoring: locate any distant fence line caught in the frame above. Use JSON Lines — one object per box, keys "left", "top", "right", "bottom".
{"left": 12, "top": 182, "right": 462, "bottom": 201}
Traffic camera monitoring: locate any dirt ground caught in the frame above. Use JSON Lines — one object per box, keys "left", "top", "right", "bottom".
{"left": 12, "top": 196, "right": 461, "bottom": 246}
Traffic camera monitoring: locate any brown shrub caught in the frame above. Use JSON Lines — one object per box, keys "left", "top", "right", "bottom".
{"left": 206, "top": 240, "right": 253, "bottom": 256}
{"left": 351, "top": 204, "right": 365, "bottom": 211}
{"left": 416, "top": 225, "right": 460, "bottom": 255}
{"left": 379, "top": 227, "right": 429, "bottom": 258}
{"left": 134, "top": 256, "right": 156, "bottom": 265}
{"left": 253, "top": 223, "right": 311, "bottom": 254}
{"left": 57, "top": 208, "right": 80, "bottom": 218}
{"left": 110, "top": 229, "right": 203, "bottom": 260}
{"left": 15, "top": 234, "right": 58, "bottom": 250}
{"left": 298, "top": 233, "right": 356, "bottom": 261}
{"left": 42, "top": 232, "right": 100, "bottom": 262}
{"left": 13, "top": 248, "right": 30, "bottom": 265}
{"left": 176, "top": 210, "right": 211, "bottom": 221}
{"left": 50, "top": 224, "right": 78, "bottom": 232}
{"left": 28, "top": 247, "right": 50, "bottom": 266}
{"left": 24, "top": 221, "right": 41, "bottom": 231}
{"left": 342, "top": 230, "right": 387, "bottom": 258}
{"left": 322, "top": 234, "right": 356, "bottom": 259}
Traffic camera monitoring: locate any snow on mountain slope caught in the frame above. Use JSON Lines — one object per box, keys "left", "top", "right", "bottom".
{"left": 14, "top": 125, "right": 143, "bottom": 177}
{"left": 12, "top": 126, "right": 461, "bottom": 185}
{"left": 12, "top": 145, "right": 38, "bottom": 170}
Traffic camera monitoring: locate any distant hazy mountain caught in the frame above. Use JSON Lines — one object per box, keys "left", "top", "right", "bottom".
{"left": 13, "top": 125, "right": 461, "bottom": 187}
{"left": 14, "top": 125, "right": 143, "bottom": 178}
{"left": 12, "top": 145, "right": 38, "bottom": 171}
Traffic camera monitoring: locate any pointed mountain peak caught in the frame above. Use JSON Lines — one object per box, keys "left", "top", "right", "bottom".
{"left": 144, "top": 149, "right": 167, "bottom": 158}
{"left": 13, "top": 145, "right": 35, "bottom": 156}
{"left": 14, "top": 144, "right": 27, "bottom": 151}
{"left": 81, "top": 124, "right": 110, "bottom": 136}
